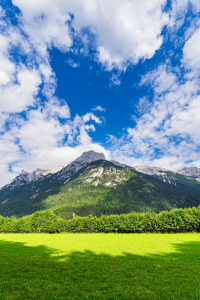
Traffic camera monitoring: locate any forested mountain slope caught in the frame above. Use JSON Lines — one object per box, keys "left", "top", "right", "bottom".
{"left": 0, "top": 151, "right": 200, "bottom": 218}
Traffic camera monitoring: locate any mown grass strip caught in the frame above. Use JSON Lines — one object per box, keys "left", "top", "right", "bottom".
{"left": 0, "top": 233, "right": 200, "bottom": 299}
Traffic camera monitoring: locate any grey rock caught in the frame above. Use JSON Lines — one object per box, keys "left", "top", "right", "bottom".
{"left": 177, "top": 167, "right": 200, "bottom": 178}
{"left": 134, "top": 166, "right": 171, "bottom": 175}
{"left": 74, "top": 150, "right": 105, "bottom": 163}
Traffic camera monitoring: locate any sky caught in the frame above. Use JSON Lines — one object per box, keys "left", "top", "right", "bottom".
{"left": 0, "top": 0, "right": 200, "bottom": 187}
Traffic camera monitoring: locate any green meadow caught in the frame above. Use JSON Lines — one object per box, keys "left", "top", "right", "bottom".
{"left": 0, "top": 233, "right": 200, "bottom": 299}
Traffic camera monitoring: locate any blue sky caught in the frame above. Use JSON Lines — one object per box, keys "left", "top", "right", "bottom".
{"left": 0, "top": 0, "right": 200, "bottom": 186}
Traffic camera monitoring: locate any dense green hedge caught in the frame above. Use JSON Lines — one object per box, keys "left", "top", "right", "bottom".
{"left": 0, "top": 211, "right": 66, "bottom": 233}
{"left": 0, "top": 206, "right": 200, "bottom": 233}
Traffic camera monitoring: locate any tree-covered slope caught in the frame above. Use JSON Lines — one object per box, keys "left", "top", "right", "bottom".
{"left": 0, "top": 158, "right": 200, "bottom": 219}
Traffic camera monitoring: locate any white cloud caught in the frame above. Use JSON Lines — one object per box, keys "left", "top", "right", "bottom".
{"left": 140, "top": 65, "right": 178, "bottom": 94}
{"left": 83, "top": 112, "right": 102, "bottom": 124}
{"left": 13, "top": 0, "right": 169, "bottom": 69}
{"left": 44, "top": 98, "right": 70, "bottom": 119}
{"left": 67, "top": 0, "right": 169, "bottom": 69}
{"left": 183, "top": 27, "right": 200, "bottom": 74}
{"left": 0, "top": 34, "right": 16, "bottom": 85}
{"left": 170, "top": 0, "right": 200, "bottom": 28}
{"left": 0, "top": 132, "right": 21, "bottom": 186}
{"left": 0, "top": 71, "right": 10, "bottom": 85}
{"left": 109, "top": 56, "right": 200, "bottom": 170}
{"left": 65, "top": 58, "right": 80, "bottom": 68}
{"left": 109, "top": 149, "right": 186, "bottom": 171}
{"left": 77, "top": 126, "right": 93, "bottom": 146}
{"left": 0, "top": 67, "right": 42, "bottom": 113}
{"left": 109, "top": 74, "right": 121, "bottom": 86}
{"left": 16, "top": 113, "right": 65, "bottom": 153}
{"left": 0, "top": 13, "right": 43, "bottom": 116}
{"left": 13, "top": 0, "right": 72, "bottom": 56}
{"left": 92, "top": 105, "right": 106, "bottom": 112}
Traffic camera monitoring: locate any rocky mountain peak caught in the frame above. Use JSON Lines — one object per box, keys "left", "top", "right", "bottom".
{"left": 20, "top": 169, "right": 28, "bottom": 175}
{"left": 9, "top": 165, "right": 64, "bottom": 188}
{"left": 177, "top": 167, "right": 200, "bottom": 177}
{"left": 74, "top": 150, "right": 106, "bottom": 163}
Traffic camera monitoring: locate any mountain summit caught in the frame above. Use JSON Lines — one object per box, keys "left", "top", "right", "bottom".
{"left": 74, "top": 150, "right": 106, "bottom": 163}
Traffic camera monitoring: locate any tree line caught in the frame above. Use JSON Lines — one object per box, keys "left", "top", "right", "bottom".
{"left": 0, "top": 206, "right": 200, "bottom": 233}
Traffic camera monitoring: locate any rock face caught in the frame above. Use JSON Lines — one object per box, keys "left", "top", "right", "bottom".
{"left": 9, "top": 166, "right": 64, "bottom": 187}
{"left": 177, "top": 167, "right": 200, "bottom": 178}
{"left": 74, "top": 150, "right": 105, "bottom": 163}
{"left": 134, "top": 166, "right": 171, "bottom": 176}
{"left": 11, "top": 170, "right": 30, "bottom": 186}
{"left": 10, "top": 168, "right": 45, "bottom": 187}
{"left": 28, "top": 168, "right": 46, "bottom": 181}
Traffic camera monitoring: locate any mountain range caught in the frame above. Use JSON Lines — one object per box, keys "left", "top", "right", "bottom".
{"left": 0, "top": 150, "right": 200, "bottom": 219}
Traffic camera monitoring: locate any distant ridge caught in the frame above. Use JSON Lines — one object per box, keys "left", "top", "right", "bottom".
{"left": 8, "top": 166, "right": 64, "bottom": 187}
{"left": 134, "top": 166, "right": 171, "bottom": 176}
{"left": 177, "top": 167, "right": 200, "bottom": 178}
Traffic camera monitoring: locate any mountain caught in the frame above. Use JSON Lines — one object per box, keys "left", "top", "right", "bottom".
{"left": 74, "top": 150, "right": 105, "bottom": 163}
{"left": 134, "top": 166, "right": 176, "bottom": 183}
{"left": 0, "top": 151, "right": 200, "bottom": 219}
{"left": 8, "top": 166, "right": 64, "bottom": 187}
{"left": 134, "top": 165, "right": 200, "bottom": 189}
{"left": 177, "top": 167, "right": 200, "bottom": 178}
{"left": 135, "top": 166, "right": 171, "bottom": 176}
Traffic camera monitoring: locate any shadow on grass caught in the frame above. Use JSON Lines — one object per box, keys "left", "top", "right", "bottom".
{"left": 0, "top": 239, "right": 200, "bottom": 299}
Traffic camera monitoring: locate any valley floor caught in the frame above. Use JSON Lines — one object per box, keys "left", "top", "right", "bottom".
{"left": 0, "top": 233, "right": 200, "bottom": 299}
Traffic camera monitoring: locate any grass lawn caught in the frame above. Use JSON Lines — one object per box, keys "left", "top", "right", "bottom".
{"left": 0, "top": 233, "right": 200, "bottom": 299}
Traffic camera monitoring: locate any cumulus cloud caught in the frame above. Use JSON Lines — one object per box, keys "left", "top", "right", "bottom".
{"left": 0, "top": 100, "right": 107, "bottom": 185}
{"left": 13, "top": 0, "right": 169, "bottom": 69}
{"left": 92, "top": 105, "right": 106, "bottom": 112}
{"left": 69, "top": 0, "right": 169, "bottom": 69}
{"left": 183, "top": 27, "right": 200, "bottom": 74}
{"left": 170, "top": 0, "right": 200, "bottom": 28}
{"left": 109, "top": 74, "right": 121, "bottom": 86}
{"left": 65, "top": 58, "right": 80, "bottom": 68}
{"left": 0, "top": 67, "right": 42, "bottom": 113}
{"left": 83, "top": 112, "right": 102, "bottom": 124}
{"left": 13, "top": 0, "right": 72, "bottom": 56}
{"left": 109, "top": 56, "right": 200, "bottom": 170}
{"left": 0, "top": 3, "right": 108, "bottom": 187}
